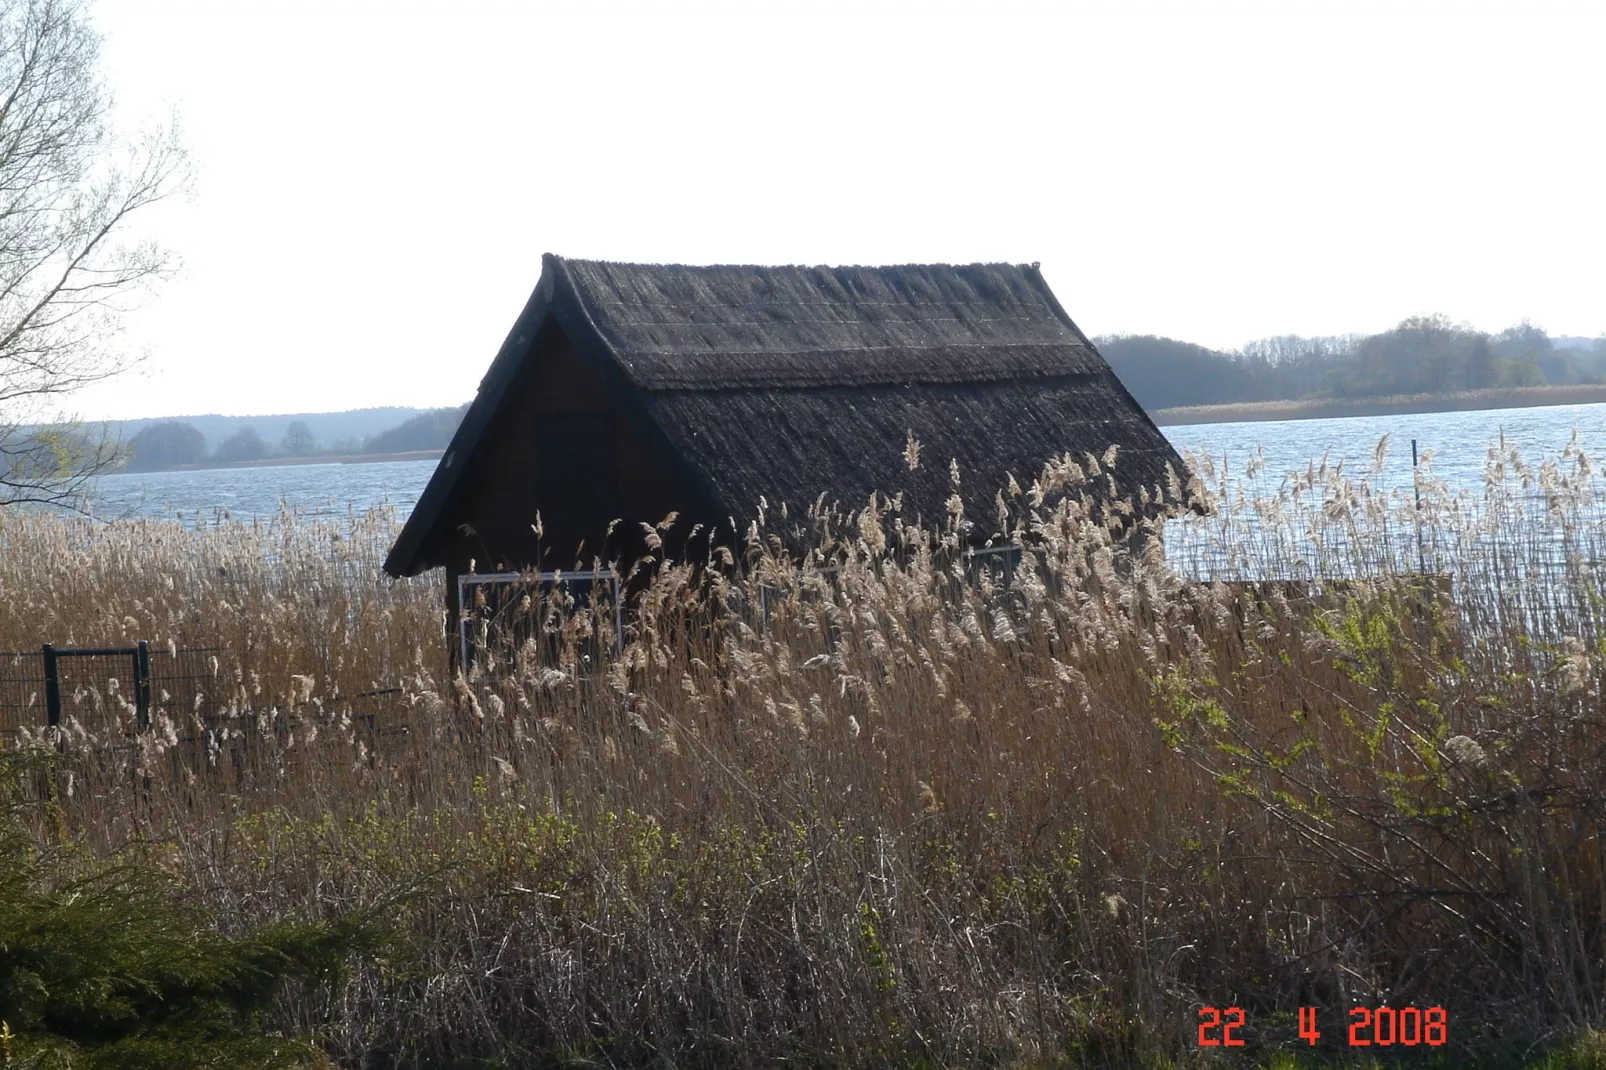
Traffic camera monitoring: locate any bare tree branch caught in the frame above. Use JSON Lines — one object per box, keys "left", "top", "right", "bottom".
{"left": 0, "top": 0, "right": 189, "bottom": 509}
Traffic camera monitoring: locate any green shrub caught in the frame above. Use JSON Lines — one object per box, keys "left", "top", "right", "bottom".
{"left": 0, "top": 750, "right": 372, "bottom": 1069}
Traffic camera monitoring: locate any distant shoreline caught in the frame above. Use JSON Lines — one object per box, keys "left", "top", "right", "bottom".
{"left": 1151, "top": 383, "right": 1606, "bottom": 426}
{"left": 120, "top": 449, "right": 445, "bottom": 474}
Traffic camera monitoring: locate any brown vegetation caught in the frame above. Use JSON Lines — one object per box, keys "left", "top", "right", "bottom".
{"left": 2, "top": 435, "right": 1605, "bottom": 1066}
{"left": 1153, "top": 381, "right": 1606, "bottom": 425}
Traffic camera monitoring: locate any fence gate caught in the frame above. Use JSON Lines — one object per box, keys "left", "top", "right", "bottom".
{"left": 458, "top": 569, "right": 624, "bottom": 669}
{"left": 0, "top": 643, "right": 219, "bottom": 739}
{"left": 42, "top": 643, "right": 155, "bottom": 731}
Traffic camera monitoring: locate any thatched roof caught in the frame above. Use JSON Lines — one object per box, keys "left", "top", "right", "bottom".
{"left": 384, "top": 255, "right": 1189, "bottom": 577}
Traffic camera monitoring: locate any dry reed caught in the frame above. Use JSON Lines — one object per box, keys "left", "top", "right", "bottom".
{"left": 2, "top": 433, "right": 1605, "bottom": 1066}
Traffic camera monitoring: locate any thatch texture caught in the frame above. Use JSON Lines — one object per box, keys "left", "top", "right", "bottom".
{"left": 557, "top": 257, "right": 1182, "bottom": 528}
{"left": 641, "top": 377, "right": 1177, "bottom": 531}
{"left": 558, "top": 260, "right": 1106, "bottom": 389}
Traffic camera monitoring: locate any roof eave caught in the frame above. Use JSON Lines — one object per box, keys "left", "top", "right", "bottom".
{"left": 382, "top": 256, "right": 561, "bottom": 578}
{"left": 1023, "top": 263, "right": 1201, "bottom": 512}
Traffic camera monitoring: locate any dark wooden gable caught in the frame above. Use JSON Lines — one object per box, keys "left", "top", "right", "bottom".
{"left": 430, "top": 320, "right": 689, "bottom": 626}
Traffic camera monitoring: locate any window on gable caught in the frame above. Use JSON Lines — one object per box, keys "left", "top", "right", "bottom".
{"left": 537, "top": 414, "right": 620, "bottom": 538}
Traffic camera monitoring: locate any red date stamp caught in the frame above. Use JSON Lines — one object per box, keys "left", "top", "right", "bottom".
{"left": 1197, "top": 1005, "right": 1246, "bottom": 1047}
{"left": 1197, "top": 1005, "right": 1448, "bottom": 1047}
{"left": 1346, "top": 1006, "right": 1447, "bottom": 1047}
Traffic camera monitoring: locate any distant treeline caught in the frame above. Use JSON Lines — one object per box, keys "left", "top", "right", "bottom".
{"left": 1098, "top": 318, "right": 1606, "bottom": 412}
{"left": 122, "top": 404, "right": 469, "bottom": 472}
{"left": 361, "top": 406, "right": 471, "bottom": 455}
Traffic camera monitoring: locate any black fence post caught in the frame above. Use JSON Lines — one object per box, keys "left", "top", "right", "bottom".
{"left": 134, "top": 640, "right": 152, "bottom": 731}
{"left": 41, "top": 643, "right": 61, "bottom": 730}
{"left": 1412, "top": 438, "right": 1427, "bottom": 575}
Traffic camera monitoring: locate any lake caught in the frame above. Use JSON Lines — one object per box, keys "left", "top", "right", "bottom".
{"left": 83, "top": 458, "right": 441, "bottom": 524}
{"left": 77, "top": 402, "right": 1606, "bottom": 525}
{"left": 1160, "top": 402, "right": 1606, "bottom": 499}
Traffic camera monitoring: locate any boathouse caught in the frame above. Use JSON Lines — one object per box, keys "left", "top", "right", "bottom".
{"left": 383, "top": 255, "right": 1191, "bottom": 637}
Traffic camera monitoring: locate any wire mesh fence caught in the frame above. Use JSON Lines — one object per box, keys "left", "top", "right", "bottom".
{"left": 0, "top": 645, "right": 222, "bottom": 740}
{"left": 0, "top": 650, "right": 45, "bottom": 736}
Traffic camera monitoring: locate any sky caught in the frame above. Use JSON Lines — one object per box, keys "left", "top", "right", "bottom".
{"left": 65, "top": 0, "right": 1606, "bottom": 421}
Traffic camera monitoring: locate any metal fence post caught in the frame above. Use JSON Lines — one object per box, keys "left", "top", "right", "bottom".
{"left": 1412, "top": 438, "right": 1427, "bottom": 575}
{"left": 41, "top": 643, "right": 60, "bottom": 729}
{"left": 134, "top": 640, "right": 152, "bottom": 731}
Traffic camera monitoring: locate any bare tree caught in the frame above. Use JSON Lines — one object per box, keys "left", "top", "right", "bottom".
{"left": 280, "top": 420, "right": 315, "bottom": 457}
{"left": 215, "top": 426, "right": 264, "bottom": 464}
{"left": 0, "top": 0, "right": 187, "bottom": 506}
{"left": 125, "top": 419, "right": 204, "bottom": 470}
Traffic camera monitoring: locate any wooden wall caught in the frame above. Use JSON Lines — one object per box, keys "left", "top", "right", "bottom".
{"left": 431, "top": 322, "right": 690, "bottom": 638}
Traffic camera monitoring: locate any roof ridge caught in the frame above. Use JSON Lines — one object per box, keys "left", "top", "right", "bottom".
{"left": 554, "top": 256, "right": 1042, "bottom": 272}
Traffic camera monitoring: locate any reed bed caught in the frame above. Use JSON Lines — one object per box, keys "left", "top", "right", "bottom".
{"left": 2, "top": 433, "right": 1606, "bottom": 1067}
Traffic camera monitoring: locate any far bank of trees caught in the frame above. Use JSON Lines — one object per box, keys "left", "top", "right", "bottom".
{"left": 1099, "top": 317, "right": 1606, "bottom": 412}
{"left": 123, "top": 404, "right": 468, "bottom": 472}
{"left": 360, "top": 404, "right": 469, "bottom": 454}
{"left": 123, "top": 422, "right": 207, "bottom": 471}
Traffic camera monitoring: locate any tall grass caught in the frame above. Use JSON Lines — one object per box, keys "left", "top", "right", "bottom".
{"left": 2, "top": 433, "right": 1605, "bottom": 1067}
